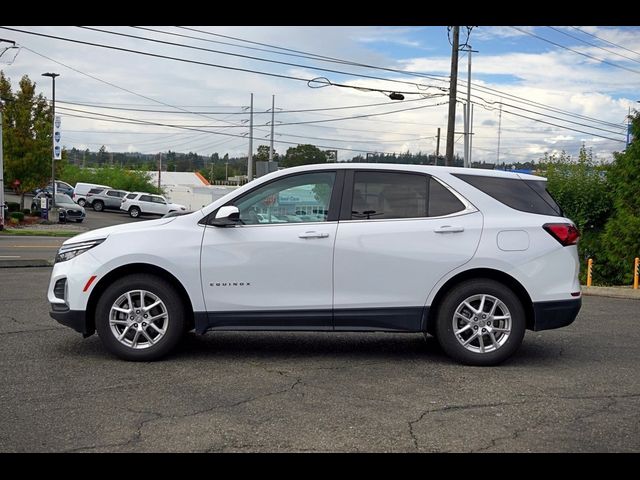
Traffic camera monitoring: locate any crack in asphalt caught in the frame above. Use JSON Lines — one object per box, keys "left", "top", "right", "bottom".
{"left": 0, "top": 326, "right": 61, "bottom": 336}
{"left": 407, "top": 400, "right": 529, "bottom": 451}
{"left": 61, "top": 377, "right": 305, "bottom": 452}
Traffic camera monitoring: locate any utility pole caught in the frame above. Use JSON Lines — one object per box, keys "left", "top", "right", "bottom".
{"left": 497, "top": 102, "right": 503, "bottom": 166}
{"left": 461, "top": 45, "right": 477, "bottom": 168}
{"left": 445, "top": 26, "right": 460, "bottom": 166}
{"left": 42, "top": 72, "right": 59, "bottom": 208}
{"left": 627, "top": 105, "right": 632, "bottom": 147}
{"left": 158, "top": 152, "right": 162, "bottom": 191}
{"left": 269, "top": 94, "right": 275, "bottom": 162}
{"left": 247, "top": 93, "right": 254, "bottom": 181}
{"left": 0, "top": 104, "right": 4, "bottom": 230}
{"left": 435, "top": 127, "right": 441, "bottom": 164}
{"left": 469, "top": 104, "right": 474, "bottom": 165}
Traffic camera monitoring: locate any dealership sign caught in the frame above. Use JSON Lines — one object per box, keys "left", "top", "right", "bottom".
{"left": 53, "top": 115, "right": 62, "bottom": 159}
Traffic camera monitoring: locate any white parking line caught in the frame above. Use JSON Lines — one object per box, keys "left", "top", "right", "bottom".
{"left": 0, "top": 255, "right": 21, "bottom": 258}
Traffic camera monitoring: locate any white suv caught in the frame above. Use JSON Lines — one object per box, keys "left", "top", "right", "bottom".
{"left": 48, "top": 164, "right": 581, "bottom": 365}
{"left": 120, "top": 192, "right": 187, "bottom": 218}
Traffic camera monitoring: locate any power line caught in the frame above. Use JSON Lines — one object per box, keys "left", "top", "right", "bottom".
{"left": 17, "top": 43, "right": 249, "bottom": 135}
{"left": 57, "top": 110, "right": 418, "bottom": 156}
{"left": 74, "top": 26, "right": 439, "bottom": 97}
{"left": 472, "top": 100, "right": 626, "bottom": 143}
{"left": 469, "top": 95, "right": 625, "bottom": 137}
{"left": 546, "top": 26, "right": 640, "bottom": 66}
{"left": 172, "top": 26, "right": 626, "bottom": 132}
{"left": 570, "top": 26, "right": 640, "bottom": 59}
{"left": 3, "top": 26, "right": 434, "bottom": 97}
{"left": 56, "top": 96, "right": 435, "bottom": 115}
{"left": 510, "top": 26, "right": 640, "bottom": 76}
{"left": 56, "top": 101, "right": 449, "bottom": 128}
{"left": 173, "top": 26, "right": 450, "bottom": 81}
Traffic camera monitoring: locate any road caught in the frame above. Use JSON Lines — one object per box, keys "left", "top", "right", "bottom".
{"left": 0, "top": 236, "right": 65, "bottom": 262}
{"left": 0, "top": 267, "right": 638, "bottom": 452}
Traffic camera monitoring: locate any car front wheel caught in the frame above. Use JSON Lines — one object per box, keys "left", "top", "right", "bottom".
{"left": 95, "top": 274, "right": 185, "bottom": 361}
{"left": 435, "top": 279, "right": 525, "bottom": 366}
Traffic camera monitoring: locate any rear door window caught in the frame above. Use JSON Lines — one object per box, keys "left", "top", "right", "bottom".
{"left": 351, "top": 171, "right": 427, "bottom": 220}
{"left": 428, "top": 178, "right": 466, "bottom": 217}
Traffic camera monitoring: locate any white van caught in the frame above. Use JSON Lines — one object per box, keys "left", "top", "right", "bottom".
{"left": 72, "top": 183, "right": 111, "bottom": 207}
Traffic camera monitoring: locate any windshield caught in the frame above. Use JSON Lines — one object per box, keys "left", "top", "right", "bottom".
{"left": 55, "top": 194, "right": 74, "bottom": 204}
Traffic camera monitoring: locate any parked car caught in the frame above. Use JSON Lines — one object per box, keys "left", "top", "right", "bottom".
{"left": 34, "top": 180, "right": 74, "bottom": 197}
{"left": 72, "top": 182, "right": 111, "bottom": 207}
{"left": 120, "top": 192, "right": 187, "bottom": 218}
{"left": 33, "top": 192, "right": 86, "bottom": 222}
{"left": 48, "top": 164, "right": 581, "bottom": 364}
{"left": 85, "top": 188, "right": 129, "bottom": 212}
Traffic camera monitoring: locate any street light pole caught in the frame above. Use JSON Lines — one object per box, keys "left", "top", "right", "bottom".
{"left": 42, "top": 72, "right": 59, "bottom": 208}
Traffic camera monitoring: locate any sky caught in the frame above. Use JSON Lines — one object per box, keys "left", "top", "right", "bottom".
{"left": 0, "top": 25, "right": 638, "bottom": 165}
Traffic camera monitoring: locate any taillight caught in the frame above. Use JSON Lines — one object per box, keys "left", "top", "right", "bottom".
{"left": 543, "top": 223, "right": 580, "bottom": 246}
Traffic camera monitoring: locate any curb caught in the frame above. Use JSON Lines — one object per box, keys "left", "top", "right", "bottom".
{"left": 581, "top": 286, "right": 640, "bottom": 301}
{"left": 0, "top": 259, "right": 53, "bottom": 268}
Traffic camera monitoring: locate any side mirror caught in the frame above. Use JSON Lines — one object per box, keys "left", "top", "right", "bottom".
{"left": 211, "top": 205, "right": 241, "bottom": 227}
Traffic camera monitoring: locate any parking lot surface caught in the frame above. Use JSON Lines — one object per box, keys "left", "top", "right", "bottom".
{"left": 0, "top": 267, "right": 638, "bottom": 452}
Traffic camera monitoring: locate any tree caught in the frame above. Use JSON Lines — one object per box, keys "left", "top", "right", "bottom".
{"left": 600, "top": 111, "right": 640, "bottom": 284}
{"left": 543, "top": 145, "right": 613, "bottom": 284}
{"left": 1, "top": 71, "right": 53, "bottom": 208}
{"left": 281, "top": 144, "right": 327, "bottom": 168}
{"left": 255, "top": 144, "right": 277, "bottom": 162}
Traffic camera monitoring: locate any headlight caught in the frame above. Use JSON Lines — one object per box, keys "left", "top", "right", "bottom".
{"left": 55, "top": 238, "right": 105, "bottom": 263}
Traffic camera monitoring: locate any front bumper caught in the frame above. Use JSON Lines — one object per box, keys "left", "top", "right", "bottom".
{"left": 532, "top": 297, "right": 581, "bottom": 331}
{"left": 50, "top": 306, "right": 93, "bottom": 336}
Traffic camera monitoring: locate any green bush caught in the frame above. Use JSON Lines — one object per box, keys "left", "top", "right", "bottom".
{"left": 59, "top": 164, "right": 162, "bottom": 194}
{"left": 6, "top": 201, "right": 20, "bottom": 213}
{"left": 10, "top": 211, "right": 24, "bottom": 222}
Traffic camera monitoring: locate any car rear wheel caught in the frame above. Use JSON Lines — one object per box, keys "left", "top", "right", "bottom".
{"left": 95, "top": 274, "right": 185, "bottom": 361}
{"left": 435, "top": 279, "right": 525, "bottom": 366}
{"left": 129, "top": 206, "right": 140, "bottom": 218}
{"left": 93, "top": 200, "right": 104, "bottom": 212}
{"left": 77, "top": 198, "right": 86, "bottom": 207}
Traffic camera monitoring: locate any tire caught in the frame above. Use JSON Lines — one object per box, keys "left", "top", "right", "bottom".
{"left": 129, "top": 206, "right": 140, "bottom": 218}
{"left": 95, "top": 274, "right": 185, "bottom": 361}
{"left": 77, "top": 198, "right": 86, "bottom": 207}
{"left": 75, "top": 219, "right": 84, "bottom": 223}
{"left": 435, "top": 279, "right": 526, "bottom": 366}
{"left": 93, "top": 200, "right": 104, "bottom": 212}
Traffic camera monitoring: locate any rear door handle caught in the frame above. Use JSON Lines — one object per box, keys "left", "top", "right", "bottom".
{"left": 298, "top": 231, "right": 330, "bottom": 239}
{"left": 434, "top": 225, "right": 465, "bottom": 233}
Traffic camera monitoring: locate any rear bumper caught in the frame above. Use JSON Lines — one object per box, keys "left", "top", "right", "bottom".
{"left": 532, "top": 298, "right": 581, "bottom": 331}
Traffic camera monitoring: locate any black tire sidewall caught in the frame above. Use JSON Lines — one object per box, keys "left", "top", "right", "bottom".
{"left": 129, "top": 207, "right": 140, "bottom": 218}
{"left": 435, "top": 279, "right": 526, "bottom": 366}
{"left": 95, "top": 274, "right": 185, "bottom": 361}
{"left": 93, "top": 201, "right": 103, "bottom": 211}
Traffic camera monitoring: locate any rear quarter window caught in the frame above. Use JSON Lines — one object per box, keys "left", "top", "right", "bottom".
{"left": 126, "top": 193, "right": 137, "bottom": 199}
{"left": 453, "top": 174, "right": 562, "bottom": 216}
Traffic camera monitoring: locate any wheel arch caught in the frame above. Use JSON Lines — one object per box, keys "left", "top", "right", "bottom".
{"left": 425, "top": 268, "right": 534, "bottom": 334}
{"left": 85, "top": 263, "right": 195, "bottom": 336}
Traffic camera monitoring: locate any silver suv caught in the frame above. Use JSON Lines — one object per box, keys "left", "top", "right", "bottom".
{"left": 86, "top": 188, "right": 129, "bottom": 212}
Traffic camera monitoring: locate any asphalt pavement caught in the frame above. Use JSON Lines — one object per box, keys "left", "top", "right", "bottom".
{"left": 0, "top": 236, "right": 65, "bottom": 262}
{"left": 0, "top": 267, "right": 638, "bottom": 452}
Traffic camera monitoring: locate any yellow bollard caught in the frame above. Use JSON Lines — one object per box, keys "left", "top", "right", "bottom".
{"left": 587, "top": 258, "right": 593, "bottom": 287}
{"left": 634, "top": 257, "right": 639, "bottom": 290}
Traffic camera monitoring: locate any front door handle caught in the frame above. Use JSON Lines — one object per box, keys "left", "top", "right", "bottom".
{"left": 298, "top": 231, "right": 330, "bottom": 239}
{"left": 434, "top": 225, "right": 465, "bottom": 233}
